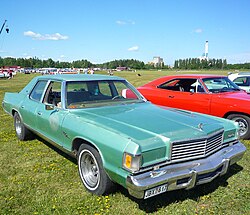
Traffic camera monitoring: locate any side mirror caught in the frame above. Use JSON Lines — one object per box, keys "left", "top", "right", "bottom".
{"left": 45, "top": 104, "right": 55, "bottom": 110}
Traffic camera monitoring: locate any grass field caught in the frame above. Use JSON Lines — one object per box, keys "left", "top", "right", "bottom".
{"left": 0, "top": 70, "right": 249, "bottom": 215}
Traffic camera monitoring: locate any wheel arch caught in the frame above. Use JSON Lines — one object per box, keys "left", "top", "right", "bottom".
{"left": 11, "top": 109, "right": 26, "bottom": 123}
{"left": 72, "top": 137, "right": 102, "bottom": 158}
{"left": 11, "top": 108, "right": 19, "bottom": 117}
{"left": 223, "top": 111, "right": 250, "bottom": 119}
{"left": 72, "top": 137, "right": 114, "bottom": 182}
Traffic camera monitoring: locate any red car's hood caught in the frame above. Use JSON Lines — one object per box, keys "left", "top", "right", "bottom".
{"left": 217, "top": 91, "right": 250, "bottom": 101}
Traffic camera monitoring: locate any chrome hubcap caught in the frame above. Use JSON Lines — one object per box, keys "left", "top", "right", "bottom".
{"left": 15, "top": 116, "right": 22, "bottom": 136}
{"left": 233, "top": 117, "right": 248, "bottom": 136}
{"left": 79, "top": 150, "right": 100, "bottom": 189}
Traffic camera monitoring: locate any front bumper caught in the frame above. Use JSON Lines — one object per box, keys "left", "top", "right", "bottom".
{"left": 126, "top": 142, "right": 246, "bottom": 199}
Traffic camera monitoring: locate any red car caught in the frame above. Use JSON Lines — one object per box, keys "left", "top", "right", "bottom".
{"left": 136, "top": 74, "right": 250, "bottom": 139}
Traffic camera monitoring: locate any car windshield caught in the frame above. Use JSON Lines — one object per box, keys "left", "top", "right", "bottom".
{"left": 66, "top": 80, "right": 145, "bottom": 109}
{"left": 202, "top": 77, "right": 241, "bottom": 93}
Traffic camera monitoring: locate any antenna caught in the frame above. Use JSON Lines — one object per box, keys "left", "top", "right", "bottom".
{"left": 0, "top": 20, "right": 8, "bottom": 35}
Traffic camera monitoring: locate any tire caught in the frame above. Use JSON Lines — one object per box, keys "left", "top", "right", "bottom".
{"left": 14, "top": 112, "right": 33, "bottom": 140}
{"left": 227, "top": 114, "right": 250, "bottom": 139}
{"left": 77, "top": 144, "right": 114, "bottom": 195}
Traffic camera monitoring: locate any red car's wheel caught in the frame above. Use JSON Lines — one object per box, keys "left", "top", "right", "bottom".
{"left": 227, "top": 114, "right": 250, "bottom": 139}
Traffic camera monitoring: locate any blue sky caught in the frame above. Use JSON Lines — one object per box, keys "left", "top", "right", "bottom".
{"left": 0, "top": 0, "right": 250, "bottom": 65}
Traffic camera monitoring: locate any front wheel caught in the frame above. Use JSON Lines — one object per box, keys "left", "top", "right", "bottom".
{"left": 77, "top": 144, "right": 114, "bottom": 195}
{"left": 227, "top": 114, "right": 250, "bottom": 139}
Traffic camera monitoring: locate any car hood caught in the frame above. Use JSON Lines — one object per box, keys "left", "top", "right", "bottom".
{"left": 218, "top": 91, "right": 250, "bottom": 101}
{"left": 72, "top": 102, "right": 227, "bottom": 146}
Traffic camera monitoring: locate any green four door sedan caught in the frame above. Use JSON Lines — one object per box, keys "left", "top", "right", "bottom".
{"left": 2, "top": 74, "right": 246, "bottom": 199}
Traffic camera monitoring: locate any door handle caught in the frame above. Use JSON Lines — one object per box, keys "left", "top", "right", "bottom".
{"left": 21, "top": 105, "right": 24, "bottom": 108}
{"left": 37, "top": 112, "right": 42, "bottom": 116}
{"left": 169, "top": 95, "right": 174, "bottom": 98}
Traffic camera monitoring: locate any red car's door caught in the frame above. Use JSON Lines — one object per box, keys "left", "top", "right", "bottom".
{"left": 140, "top": 78, "right": 212, "bottom": 114}
{"left": 165, "top": 90, "right": 211, "bottom": 114}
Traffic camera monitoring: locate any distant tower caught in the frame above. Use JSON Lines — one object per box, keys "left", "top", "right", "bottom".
{"left": 205, "top": 41, "right": 208, "bottom": 60}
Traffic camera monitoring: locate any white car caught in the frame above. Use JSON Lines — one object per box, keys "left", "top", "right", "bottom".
{"left": 0, "top": 71, "right": 10, "bottom": 78}
{"left": 228, "top": 72, "right": 250, "bottom": 93}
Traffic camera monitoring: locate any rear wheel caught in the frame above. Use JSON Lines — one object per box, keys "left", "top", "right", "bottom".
{"left": 14, "top": 112, "right": 33, "bottom": 140}
{"left": 77, "top": 144, "right": 114, "bottom": 195}
{"left": 227, "top": 114, "right": 250, "bottom": 139}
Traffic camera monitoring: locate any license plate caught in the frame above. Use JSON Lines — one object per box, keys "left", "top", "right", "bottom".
{"left": 144, "top": 184, "right": 168, "bottom": 199}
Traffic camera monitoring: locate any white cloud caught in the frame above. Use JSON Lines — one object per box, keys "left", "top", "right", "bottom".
{"left": 24, "top": 31, "right": 69, "bottom": 40}
{"left": 22, "top": 53, "right": 33, "bottom": 58}
{"left": 128, "top": 46, "right": 139, "bottom": 51}
{"left": 116, "top": 20, "right": 135, "bottom": 25}
{"left": 24, "top": 56, "right": 33, "bottom": 59}
{"left": 194, "top": 28, "right": 203, "bottom": 33}
{"left": 226, "top": 52, "right": 250, "bottom": 64}
{"left": 4, "top": 55, "right": 15, "bottom": 58}
{"left": 116, "top": 20, "right": 126, "bottom": 25}
{"left": 129, "top": 20, "right": 135, "bottom": 25}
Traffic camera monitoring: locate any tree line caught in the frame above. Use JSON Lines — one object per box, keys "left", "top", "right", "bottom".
{"left": 0, "top": 56, "right": 250, "bottom": 70}
{"left": 0, "top": 57, "right": 149, "bottom": 70}
{"left": 174, "top": 58, "right": 228, "bottom": 70}
{"left": 0, "top": 57, "right": 92, "bottom": 69}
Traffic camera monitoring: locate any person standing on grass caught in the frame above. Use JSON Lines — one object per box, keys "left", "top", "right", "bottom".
{"left": 8, "top": 71, "right": 13, "bottom": 79}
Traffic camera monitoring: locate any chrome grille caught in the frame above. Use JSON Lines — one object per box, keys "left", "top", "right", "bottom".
{"left": 171, "top": 130, "right": 224, "bottom": 162}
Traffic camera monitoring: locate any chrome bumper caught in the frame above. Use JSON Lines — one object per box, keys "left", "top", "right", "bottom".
{"left": 126, "top": 142, "right": 246, "bottom": 199}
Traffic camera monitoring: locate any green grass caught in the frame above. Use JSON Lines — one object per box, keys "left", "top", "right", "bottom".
{"left": 0, "top": 71, "right": 249, "bottom": 215}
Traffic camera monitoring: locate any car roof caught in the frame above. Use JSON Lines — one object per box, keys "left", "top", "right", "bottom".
{"left": 36, "top": 74, "right": 125, "bottom": 82}
{"left": 152, "top": 74, "right": 226, "bottom": 83}
{"left": 237, "top": 72, "right": 250, "bottom": 76}
{"left": 164, "top": 74, "right": 226, "bottom": 79}
{"left": 141, "top": 74, "right": 228, "bottom": 87}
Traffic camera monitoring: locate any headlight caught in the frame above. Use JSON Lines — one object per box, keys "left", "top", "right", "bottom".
{"left": 236, "top": 129, "right": 241, "bottom": 140}
{"left": 233, "top": 121, "right": 241, "bottom": 140}
{"left": 122, "top": 152, "right": 141, "bottom": 172}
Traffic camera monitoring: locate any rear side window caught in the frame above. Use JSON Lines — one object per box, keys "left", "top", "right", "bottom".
{"left": 30, "top": 80, "right": 48, "bottom": 102}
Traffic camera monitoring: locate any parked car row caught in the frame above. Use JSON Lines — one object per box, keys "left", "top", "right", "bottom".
{"left": 228, "top": 72, "right": 250, "bottom": 93}
{"left": 2, "top": 74, "right": 246, "bottom": 199}
{"left": 0, "top": 69, "right": 17, "bottom": 78}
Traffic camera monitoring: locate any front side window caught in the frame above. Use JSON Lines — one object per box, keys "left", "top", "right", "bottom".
{"left": 66, "top": 80, "right": 143, "bottom": 109}
{"left": 43, "top": 81, "right": 62, "bottom": 107}
{"left": 30, "top": 80, "right": 48, "bottom": 102}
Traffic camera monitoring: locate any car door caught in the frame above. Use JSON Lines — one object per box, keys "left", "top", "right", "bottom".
{"left": 157, "top": 78, "right": 211, "bottom": 114}
{"left": 176, "top": 91, "right": 212, "bottom": 114}
{"left": 19, "top": 80, "right": 48, "bottom": 130}
{"left": 35, "top": 81, "right": 70, "bottom": 150}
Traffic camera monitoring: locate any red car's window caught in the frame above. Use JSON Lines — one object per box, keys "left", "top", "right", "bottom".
{"left": 203, "top": 77, "right": 240, "bottom": 93}
{"left": 158, "top": 78, "right": 204, "bottom": 93}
